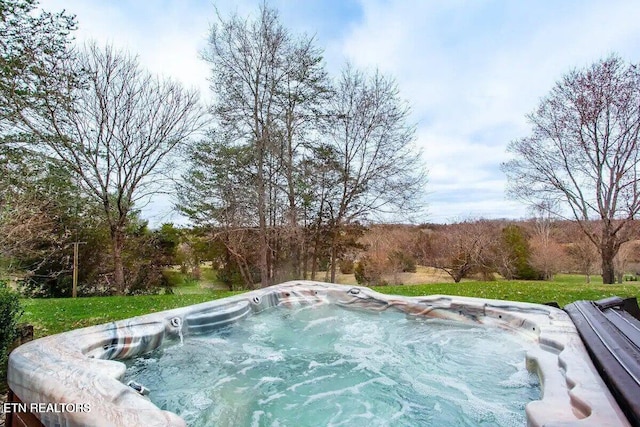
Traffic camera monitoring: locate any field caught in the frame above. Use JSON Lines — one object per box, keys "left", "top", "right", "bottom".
{"left": 18, "top": 271, "right": 640, "bottom": 338}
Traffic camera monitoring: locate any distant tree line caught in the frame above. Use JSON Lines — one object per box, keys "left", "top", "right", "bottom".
{"left": 353, "top": 219, "right": 640, "bottom": 286}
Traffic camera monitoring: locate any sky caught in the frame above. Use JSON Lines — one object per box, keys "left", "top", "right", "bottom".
{"left": 39, "top": 0, "right": 640, "bottom": 225}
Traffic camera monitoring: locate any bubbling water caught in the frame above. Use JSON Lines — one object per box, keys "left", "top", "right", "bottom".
{"left": 124, "top": 304, "right": 540, "bottom": 426}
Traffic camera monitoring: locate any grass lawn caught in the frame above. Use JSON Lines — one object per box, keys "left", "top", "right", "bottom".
{"left": 371, "top": 274, "right": 640, "bottom": 307}
{"left": 21, "top": 291, "right": 241, "bottom": 338}
{"left": 18, "top": 274, "right": 640, "bottom": 338}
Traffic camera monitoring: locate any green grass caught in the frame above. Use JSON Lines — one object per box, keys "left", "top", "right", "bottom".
{"left": 17, "top": 274, "right": 640, "bottom": 338}
{"left": 371, "top": 275, "right": 640, "bottom": 307}
{"left": 21, "top": 291, "right": 241, "bottom": 338}
{"left": 200, "top": 266, "right": 220, "bottom": 284}
{"left": 163, "top": 266, "right": 228, "bottom": 293}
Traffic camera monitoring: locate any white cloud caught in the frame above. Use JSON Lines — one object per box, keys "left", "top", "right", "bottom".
{"left": 339, "top": 0, "right": 640, "bottom": 222}
{"left": 42, "top": 0, "right": 213, "bottom": 95}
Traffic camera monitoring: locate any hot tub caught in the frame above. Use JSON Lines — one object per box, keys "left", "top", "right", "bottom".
{"left": 6, "top": 281, "right": 630, "bottom": 426}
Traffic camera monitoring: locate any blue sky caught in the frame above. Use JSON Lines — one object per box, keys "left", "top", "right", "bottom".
{"left": 40, "top": 0, "right": 640, "bottom": 225}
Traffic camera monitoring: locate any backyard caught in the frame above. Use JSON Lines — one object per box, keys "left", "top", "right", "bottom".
{"left": 19, "top": 272, "right": 640, "bottom": 338}
{"left": 3, "top": 272, "right": 639, "bottom": 426}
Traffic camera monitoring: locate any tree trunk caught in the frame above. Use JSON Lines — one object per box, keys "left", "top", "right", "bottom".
{"left": 258, "top": 235, "right": 269, "bottom": 288}
{"left": 301, "top": 232, "right": 308, "bottom": 279}
{"left": 330, "top": 240, "right": 337, "bottom": 283}
{"left": 289, "top": 231, "right": 300, "bottom": 279}
{"left": 192, "top": 264, "right": 201, "bottom": 280}
{"left": 286, "top": 134, "right": 300, "bottom": 278}
{"left": 111, "top": 227, "right": 126, "bottom": 295}
{"left": 224, "top": 246, "right": 234, "bottom": 291}
{"left": 257, "top": 148, "right": 269, "bottom": 288}
{"left": 310, "top": 228, "right": 321, "bottom": 280}
{"left": 602, "top": 258, "right": 615, "bottom": 284}
{"left": 601, "top": 242, "right": 616, "bottom": 284}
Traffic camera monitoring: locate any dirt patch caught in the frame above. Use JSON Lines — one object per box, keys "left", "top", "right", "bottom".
{"left": 199, "top": 282, "right": 231, "bottom": 291}
{"left": 333, "top": 265, "right": 454, "bottom": 286}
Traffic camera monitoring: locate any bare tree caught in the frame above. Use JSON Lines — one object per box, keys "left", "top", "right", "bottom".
{"left": 184, "top": 5, "right": 424, "bottom": 286}
{"left": 504, "top": 55, "right": 640, "bottom": 283}
{"left": 567, "top": 234, "right": 599, "bottom": 283}
{"left": 200, "top": 5, "right": 328, "bottom": 286}
{"left": 204, "top": 5, "right": 283, "bottom": 288}
{"left": 323, "top": 65, "right": 426, "bottom": 282}
{"left": 528, "top": 235, "right": 566, "bottom": 281}
{"left": 420, "top": 221, "right": 496, "bottom": 283}
{"left": 276, "top": 37, "right": 329, "bottom": 279}
{"left": 527, "top": 201, "right": 566, "bottom": 280}
{"left": 358, "top": 225, "right": 417, "bottom": 285}
{"left": 11, "top": 43, "right": 204, "bottom": 294}
{"left": 299, "top": 144, "right": 342, "bottom": 280}
{"left": 613, "top": 240, "right": 640, "bottom": 283}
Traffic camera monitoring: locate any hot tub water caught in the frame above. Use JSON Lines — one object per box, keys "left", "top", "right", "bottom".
{"left": 124, "top": 304, "right": 539, "bottom": 426}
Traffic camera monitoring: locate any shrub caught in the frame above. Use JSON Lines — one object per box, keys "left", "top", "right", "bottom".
{"left": 339, "top": 259, "right": 355, "bottom": 275}
{"left": 389, "top": 250, "right": 417, "bottom": 273}
{"left": 126, "top": 264, "right": 166, "bottom": 295}
{"left": 18, "top": 275, "right": 73, "bottom": 298}
{"left": 354, "top": 257, "right": 387, "bottom": 286}
{"left": 0, "top": 282, "right": 23, "bottom": 383}
{"left": 354, "top": 260, "right": 366, "bottom": 284}
{"left": 217, "top": 262, "right": 258, "bottom": 291}
{"left": 501, "top": 225, "right": 542, "bottom": 280}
